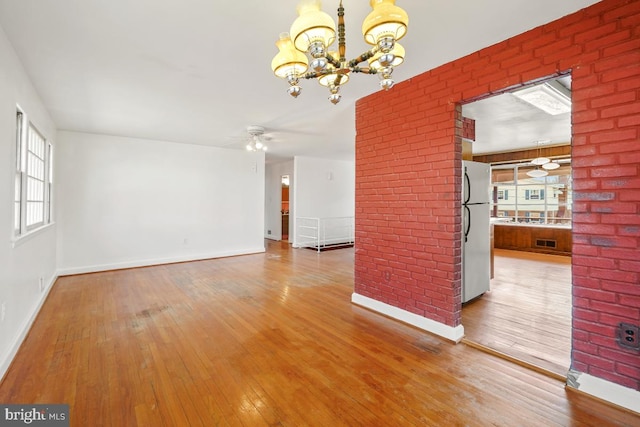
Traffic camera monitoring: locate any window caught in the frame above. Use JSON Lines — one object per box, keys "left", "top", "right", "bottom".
{"left": 14, "top": 108, "right": 53, "bottom": 237}
{"left": 525, "top": 189, "right": 544, "bottom": 200}
{"left": 491, "top": 161, "right": 572, "bottom": 226}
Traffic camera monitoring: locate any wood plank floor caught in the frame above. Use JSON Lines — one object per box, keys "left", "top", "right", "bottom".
{"left": 462, "top": 249, "right": 572, "bottom": 377}
{"left": 1, "top": 240, "right": 638, "bottom": 426}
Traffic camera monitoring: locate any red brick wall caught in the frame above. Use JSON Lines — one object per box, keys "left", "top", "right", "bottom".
{"left": 355, "top": 0, "right": 639, "bottom": 390}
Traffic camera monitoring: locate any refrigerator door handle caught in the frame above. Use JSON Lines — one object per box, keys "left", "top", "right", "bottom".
{"left": 464, "top": 205, "right": 471, "bottom": 242}
{"left": 464, "top": 169, "right": 471, "bottom": 205}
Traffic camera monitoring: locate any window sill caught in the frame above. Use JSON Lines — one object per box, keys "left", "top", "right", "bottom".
{"left": 492, "top": 221, "right": 571, "bottom": 229}
{"left": 11, "top": 222, "right": 56, "bottom": 248}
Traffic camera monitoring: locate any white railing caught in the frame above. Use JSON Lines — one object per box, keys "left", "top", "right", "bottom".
{"left": 296, "top": 216, "right": 354, "bottom": 252}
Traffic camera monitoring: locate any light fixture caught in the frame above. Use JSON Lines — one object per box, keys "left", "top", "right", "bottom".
{"left": 271, "top": 0, "right": 409, "bottom": 104}
{"left": 531, "top": 140, "right": 551, "bottom": 165}
{"left": 526, "top": 168, "right": 548, "bottom": 178}
{"left": 246, "top": 125, "right": 268, "bottom": 152}
{"left": 512, "top": 80, "right": 571, "bottom": 115}
{"left": 527, "top": 140, "right": 550, "bottom": 177}
{"left": 542, "top": 161, "right": 560, "bottom": 170}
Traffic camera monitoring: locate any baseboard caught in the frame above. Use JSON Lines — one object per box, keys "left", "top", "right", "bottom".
{"left": 0, "top": 273, "right": 57, "bottom": 384}
{"left": 351, "top": 293, "right": 465, "bottom": 343}
{"left": 567, "top": 370, "right": 640, "bottom": 414}
{"left": 56, "top": 247, "right": 266, "bottom": 276}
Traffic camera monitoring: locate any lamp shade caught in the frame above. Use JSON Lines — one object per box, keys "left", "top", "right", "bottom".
{"left": 271, "top": 33, "right": 309, "bottom": 78}
{"left": 368, "top": 42, "right": 405, "bottom": 70}
{"left": 290, "top": 0, "right": 336, "bottom": 53}
{"left": 526, "top": 168, "right": 549, "bottom": 178}
{"left": 318, "top": 70, "right": 349, "bottom": 87}
{"left": 531, "top": 156, "right": 550, "bottom": 165}
{"left": 542, "top": 161, "right": 560, "bottom": 170}
{"left": 362, "top": 0, "right": 408, "bottom": 46}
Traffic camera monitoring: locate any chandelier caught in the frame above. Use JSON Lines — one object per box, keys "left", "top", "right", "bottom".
{"left": 271, "top": 0, "right": 409, "bottom": 104}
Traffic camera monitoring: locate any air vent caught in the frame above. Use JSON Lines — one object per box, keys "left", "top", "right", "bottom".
{"left": 535, "top": 239, "right": 557, "bottom": 248}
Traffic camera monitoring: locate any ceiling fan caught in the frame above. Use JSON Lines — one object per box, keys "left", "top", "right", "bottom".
{"left": 222, "top": 125, "right": 271, "bottom": 152}
{"left": 245, "top": 125, "right": 269, "bottom": 152}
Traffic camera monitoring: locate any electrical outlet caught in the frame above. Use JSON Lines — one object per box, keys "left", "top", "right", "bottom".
{"left": 617, "top": 323, "right": 640, "bottom": 350}
{"left": 268, "top": 230, "right": 271, "bottom": 235}
{"left": 39, "top": 276, "right": 44, "bottom": 292}
{"left": 1, "top": 302, "right": 5, "bottom": 322}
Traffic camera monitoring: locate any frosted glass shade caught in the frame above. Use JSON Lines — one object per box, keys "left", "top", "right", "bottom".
{"left": 318, "top": 71, "right": 349, "bottom": 87}
{"left": 542, "top": 161, "right": 560, "bottom": 170}
{"left": 362, "top": 0, "right": 408, "bottom": 46}
{"left": 531, "top": 156, "right": 550, "bottom": 165}
{"left": 290, "top": 0, "right": 336, "bottom": 53}
{"left": 526, "top": 168, "right": 549, "bottom": 178}
{"left": 272, "top": 33, "right": 309, "bottom": 78}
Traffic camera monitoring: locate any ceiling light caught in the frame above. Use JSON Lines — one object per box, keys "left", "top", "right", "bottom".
{"left": 271, "top": 0, "right": 409, "bottom": 104}
{"left": 246, "top": 140, "right": 267, "bottom": 152}
{"left": 512, "top": 81, "right": 571, "bottom": 115}
{"left": 531, "top": 156, "right": 550, "bottom": 165}
{"left": 526, "top": 140, "right": 552, "bottom": 177}
{"left": 246, "top": 125, "right": 268, "bottom": 152}
{"left": 542, "top": 161, "right": 560, "bottom": 170}
{"left": 526, "top": 168, "right": 548, "bottom": 178}
{"left": 530, "top": 140, "right": 551, "bottom": 166}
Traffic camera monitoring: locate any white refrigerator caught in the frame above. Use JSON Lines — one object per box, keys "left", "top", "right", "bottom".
{"left": 462, "top": 160, "right": 491, "bottom": 303}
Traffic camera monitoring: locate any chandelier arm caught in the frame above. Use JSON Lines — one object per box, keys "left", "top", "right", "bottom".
{"left": 337, "top": 0, "right": 346, "bottom": 63}
{"left": 325, "top": 52, "right": 341, "bottom": 69}
{"left": 350, "top": 67, "right": 377, "bottom": 75}
{"left": 348, "top": 49, "right": 378, "bottom": 68}
{"left": 303, "top": 70, "right": 341, "bottom": 79}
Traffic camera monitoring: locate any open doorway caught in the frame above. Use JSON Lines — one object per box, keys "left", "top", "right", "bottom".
{"left": 281, "top": 175, "right": 290, "bottom": 241}
{"left": 460, "top": 75, "right": 573, "bottom": 377}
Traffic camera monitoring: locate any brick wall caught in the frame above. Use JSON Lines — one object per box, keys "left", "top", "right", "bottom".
{"left": 355, "top": 0, "right": 639, "bottom": 390}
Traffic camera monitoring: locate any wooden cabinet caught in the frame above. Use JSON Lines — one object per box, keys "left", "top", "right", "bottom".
{"left": 494, "top": 224, "right": 571, "bottom": 256}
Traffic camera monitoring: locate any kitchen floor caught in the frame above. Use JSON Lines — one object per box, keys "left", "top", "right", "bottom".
{"left": 461, "top": 249, "right": 572, "bottom": 377}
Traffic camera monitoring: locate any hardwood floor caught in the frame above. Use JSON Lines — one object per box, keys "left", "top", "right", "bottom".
{"left": 462, "top": 249, "right": 572, "bottom": 377}
{"left": 1, "top": 241, "right": 638, "bottom": 426}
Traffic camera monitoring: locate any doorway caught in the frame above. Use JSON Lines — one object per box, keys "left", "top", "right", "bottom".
{"left": 460, "top": 75, "right": 573, "bottom": 377}
{"left": 281, "top": 175, "right": 290, "bottom": 241}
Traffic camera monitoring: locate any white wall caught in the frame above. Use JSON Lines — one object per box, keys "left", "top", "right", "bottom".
{"left": 56, "top": 131, "right": 265, "bottom": 274}
{"left": 265, "top": 160, "right": 293, "bottom": 240}
{"left": 0, "top": 26, "right": 58, "bottom": 379}
{"left": 292, "top": 156, "right": 355, "bottom": 245}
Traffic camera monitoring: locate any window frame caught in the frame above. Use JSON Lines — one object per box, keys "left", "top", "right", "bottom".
{"left": 14, "top": 107, "right": 54, "bottom": 240}
{"left": 491, "top": 161, "right": 572, "bottom": 226}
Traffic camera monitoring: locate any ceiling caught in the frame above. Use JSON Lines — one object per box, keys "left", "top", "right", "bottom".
{"left": 463, "top": 75, "right": 572, "bottom": 155}
{"left": 0, "top": 1, "right": 598, "bottom": 163}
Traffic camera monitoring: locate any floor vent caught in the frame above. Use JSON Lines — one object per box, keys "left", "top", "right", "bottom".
{"left": 535, "top": 239, "right": 557, "bottom": 248}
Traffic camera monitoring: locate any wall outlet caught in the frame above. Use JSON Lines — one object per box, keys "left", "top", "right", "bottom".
{"left": 39, "top": 276, "right": 44, "bottom": 292}
{"left": 1, "top": 302, "right": 5, "bottom": 322}
{"left": 616, "top": 323, "right": 640, "bottom": 350}
{"left": 268, "top": 230, "right": 271, "bottom": 235}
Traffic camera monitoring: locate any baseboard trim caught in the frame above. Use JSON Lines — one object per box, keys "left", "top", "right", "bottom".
{"left": 0, "top": 273, "right": 57, "bottom": 383}
{"left": 566, "top": 370, "right": 640, "bottom": 415}
{"left": 56, "top": 247, "right": 266, "bottom": 276}
{"left": 351, "top": 293, "right": 465, "bottom": 343}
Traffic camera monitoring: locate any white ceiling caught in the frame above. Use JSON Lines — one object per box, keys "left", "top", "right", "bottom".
{"left": 463, "top": 75, "right": 572, "bottom": 155}
{"left": 0, "top": 0, "right": 598, "bottom": 162}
